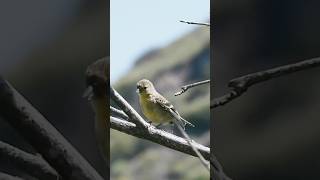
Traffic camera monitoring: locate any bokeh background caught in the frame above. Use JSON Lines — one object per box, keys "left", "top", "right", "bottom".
{"left": 213, "top": 1, "right": 320, "bottom": 179}
{"left": 110, "top": 0, "right": 210, "bottom": 180}
{"left": 0, "top": 0, "right": 108, "bottom": 178}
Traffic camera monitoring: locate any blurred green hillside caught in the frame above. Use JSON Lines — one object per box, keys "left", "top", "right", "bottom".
{"left": 111, "top": 26, "right": 210, "bottom": 180}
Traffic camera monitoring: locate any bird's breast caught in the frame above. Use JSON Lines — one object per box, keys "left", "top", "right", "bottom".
{"left": 139, "top": 95, "right": 172, "bottom": 124}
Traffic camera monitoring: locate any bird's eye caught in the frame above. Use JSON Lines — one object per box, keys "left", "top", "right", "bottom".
{"left": 143, "top": 87, "right": 147, "bottom": 89}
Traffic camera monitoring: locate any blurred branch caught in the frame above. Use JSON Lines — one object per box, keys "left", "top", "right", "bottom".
{"left": 210, "top": 155, "right": 232, "bottom": 180}
{"left": 211, "top": 56, "right": 320, "bottom": 108}
{"left": 0, "top": 172, "right": 23, "bottom": 180}
{"left": 0, "top": 77, "right": 104, "bottom": 180}
{"left": 174, "top": 79, "right": 210, "bottom": 96}
{"left": 0, "top": 141, "right": 59, "bottom": 180}
{"left": 179, "top": 20, "right": 210, "bottom": 27}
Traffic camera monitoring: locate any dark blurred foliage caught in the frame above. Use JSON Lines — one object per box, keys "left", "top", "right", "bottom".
{"left": 0, "top": 0, "right": 108, "bottom": 178}
{"left": 213, "top": 1, "right": 320, "bottom": 179}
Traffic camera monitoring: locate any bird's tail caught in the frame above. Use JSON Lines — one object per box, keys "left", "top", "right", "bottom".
{"left": 180, "top": 117, "right": 195, "bottom": 127}
{"left": 169, "top": 109, "right": 195, "bottom": 129}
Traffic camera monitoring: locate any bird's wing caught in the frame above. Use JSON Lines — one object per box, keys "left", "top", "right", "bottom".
{"left": 153, "top": 94, "right": 195, "bottom": 128}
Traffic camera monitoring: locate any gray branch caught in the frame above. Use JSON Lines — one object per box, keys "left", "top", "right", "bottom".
{"left": 0, "top": 141, "right": 59, "bottom": 180}
{"left": 211, "top": 56, "right": 320, "bottom": 108}
{"left": 174, "top": 79, "right": 210, "bottom": 96}
{"left": 0, "top": 77, "right": 104, "bottom": 180}
{"left": 110, "top": 106, "right": 128, "bottom": 120}
{"left": 110, "top": 116, "right": 210, "bottom": 159}
{"left": 110, "top": 87, "right": 149, "bottom": 128}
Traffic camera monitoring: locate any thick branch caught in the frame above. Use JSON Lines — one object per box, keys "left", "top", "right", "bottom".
{"left": 111, "top": 116, "right": 231, "bottom": 179}
{"left": 0, "top": 172, "right": 23, "bottom": 180}
{"left": 110, "top": 116, "right": 210, "bottom": 159}
{"left": 0, "top": 77, "right": 103, "bottom": 180}
{"left": 211, "top": 56, "right": 320, "bottom": 108}
{"left": 0, "top": 141, "right": 59, "bottom": 180}
{"left": 174, "top": 80, "right": 210, "bottom": 96}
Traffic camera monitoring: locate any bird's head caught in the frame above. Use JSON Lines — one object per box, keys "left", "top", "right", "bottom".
{"left": 84, "top": 57, "right": 109, "bottom": 100}
{"left": 136, "top": 79, "right": 155, "bottom": 95}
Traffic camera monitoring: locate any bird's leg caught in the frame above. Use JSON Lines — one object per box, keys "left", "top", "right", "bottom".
{"left": 169, "top": 122, "right": 174, "bottom": 134}
{"left": 155, "top": 123, "right": 164, "bottom": 129}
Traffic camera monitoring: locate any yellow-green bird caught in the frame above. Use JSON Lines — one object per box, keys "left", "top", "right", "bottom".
{"left": 84, "top": 57, "right": 109, "bottom": 164}
{"left": 136, "top": 79, "right": 194, "bottom": 129}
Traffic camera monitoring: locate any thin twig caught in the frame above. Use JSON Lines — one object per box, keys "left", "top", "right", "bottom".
{"left": 175, "top": 80, "right": 210, "bottom": 96}
{"left": 211, "top": 56, "right": 320, "bottom": 108}
{"left": 179, "top": 20, "right": 210, "bottom": 27}
{"left": 110, "top": 106, "right": 128, "bottom": 120}
{"left": 0, "top": 77, "right": 104, "bottom": 180}
{"left": 0, "top": 141, "right": 59, "bottom": 180}
{"left": 173, "top": 120, "right": 210, "bottom": 170}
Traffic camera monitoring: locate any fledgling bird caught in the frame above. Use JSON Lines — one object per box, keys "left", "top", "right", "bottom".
{"left": 84, "top": 57, "right": 109, "bottom": 164}
{"left": 136, "top": 79, "right": 194, "bottom": 129}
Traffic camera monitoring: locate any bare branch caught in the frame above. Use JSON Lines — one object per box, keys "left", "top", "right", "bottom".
{"left": 0, "top": 172, "right": 23, "bottom": 180}
{"left": 110, "top": 106, "right": 128, "bottom": 120}
{"left": 211, "top": 56, "right": 320, "bottom": 108}
{"left": 110, "top": 116, "right": 232, "bottom": 179}
{"left": 173, "top": 120, "right": 210, "bottom": 170}
{"left": 0, "top": 141, "right": 59, "bottom": 180}
{"left": 174, "top": 79, "right": 210, "bottom": 96}
{"left": 0, "top": 77, "right": 104, "bottom": 180}
{"left": 110, "top": 116, "right": 210, "bottom": 160}
{"left": 179, "top": 20, "right": 210, "bottom": 27}
{"left": 110, "top": 86, "right": 149, "bottom": 128}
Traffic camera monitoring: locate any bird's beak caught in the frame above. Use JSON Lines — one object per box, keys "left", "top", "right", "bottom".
{"left": 83, "top": 86, "right": 93, "bottom": 100}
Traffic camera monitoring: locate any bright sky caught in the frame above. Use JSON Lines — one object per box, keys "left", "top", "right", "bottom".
{"left": 110, "top": 0, "right": 210, "bottom": 83}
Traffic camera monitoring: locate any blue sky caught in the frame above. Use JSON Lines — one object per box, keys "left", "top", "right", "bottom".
{"left": 110, "top": 0, "right": 210, "bottom": 83}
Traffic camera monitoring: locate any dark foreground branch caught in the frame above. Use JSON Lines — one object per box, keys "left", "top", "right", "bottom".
{"left": 211, "top": 56, "right": 320, "bottom": 108}
{"left": 0, "top": 172, "right": 23, "bottom": 180}
{"left": 0, "top": 141, "right": 59, "bottom": 180}
{"left": 0, "top": 77, "right": 103, "bottom": 180}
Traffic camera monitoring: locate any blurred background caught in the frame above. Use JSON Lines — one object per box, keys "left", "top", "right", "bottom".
{"left": 0, "top": 0, "right": 108, "bottom": 178}
{"left": 110, "top": 0, "right": 210, "bottom": 180}
{"left": 213, "top": 1, "right": 320, "bottom": 179}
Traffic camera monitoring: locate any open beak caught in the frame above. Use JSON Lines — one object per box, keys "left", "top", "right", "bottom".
{"left": 83, "top": 86, "right": 93, "bottom": 100}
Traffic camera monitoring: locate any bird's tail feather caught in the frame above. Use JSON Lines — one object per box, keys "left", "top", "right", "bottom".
{"left": 169, "top": 109, "right": 195, "bottom": 128}
{"left": 180, "top": 117, "right": 195, "bottom": 127}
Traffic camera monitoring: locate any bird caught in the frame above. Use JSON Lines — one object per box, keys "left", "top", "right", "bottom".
{"left": 84, "top": 57, "right": 109, "bottom": 164}
{"left": 136, "top": 79, "right": 194, "bottom": 129}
